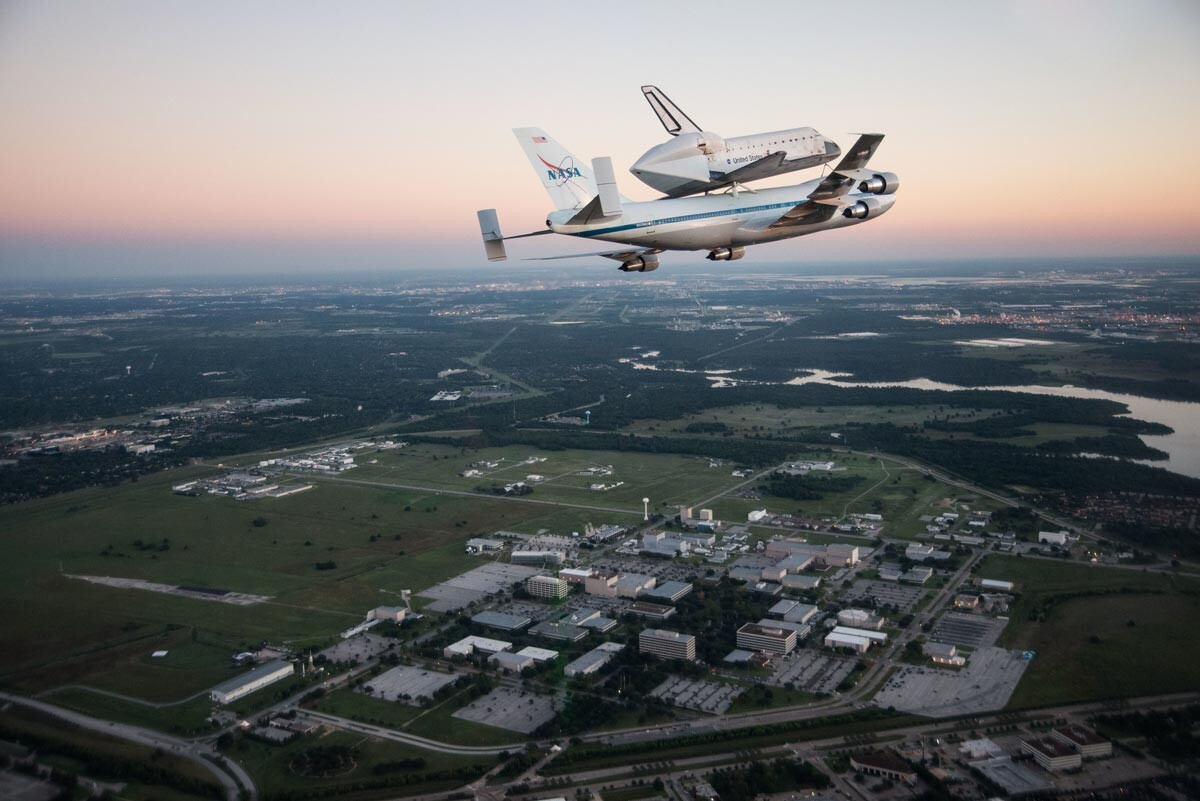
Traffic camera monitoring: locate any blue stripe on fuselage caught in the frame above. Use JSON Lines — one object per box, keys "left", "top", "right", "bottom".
{"left": 576, "top": 199, "right": 806, "bottom": 238}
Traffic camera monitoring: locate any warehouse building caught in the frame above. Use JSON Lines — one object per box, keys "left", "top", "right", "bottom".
{"left": 924, "top": 641, "right": 966, "bottom": 667}
{"left": 563, "top": 642, "right": 624, "bottom": 677}
{"left": 639, "top": 629, "right": 696, "bottom": 661}
{"left": 1038, "top": 530, "right": 1070, "bottom": 546}
{"left": 1052, "top": 725, "right": 1112, "bottom": 758}
{"left": 831, "top": 626, "right": 887, "bottom": 644}
{"left": 511, "top": 550, "right": 565, "bottom": 566}
{"left": 1021, "top": 737, "right": 1083, "bottom": 771}
{"left": 367, "top": 605, "right": 408, "bottom": 623}
{"left": 615, "top": 573, "right": 657, "bottom": 599}
{"left": 471, "top": 610, "right": 532, "bottom": 631}
{"left": 210, "top": 659, "right": 294, "bottom": 705}
{"left": 559, "top": 567, "right": 593, "bottom": 584}
{"left": 489, "top": 651, "right": 534, "bottom": 673}
{"left": 515, "top": 646, "right": 558, "bottom": 663}
{"left": 530, "top": 621, "right": 588, "bottom": 642}
{"left": 980, "top": 578, "right": 1015, "bottom": 591}
{"left": 769, "top": 600, "right": 818, "bottom": 623}
{"left": 641, "top": 580, "right": 693, "bottom": 603}
{"left": 584, "top": 569, "right": 620, "bottom": 597}
{"left": 837, "top": 608, "right": 885, "bottom": 630}
{"left": 526, "top": 574, "right": 569, "bottom": 599}
{"left": 736, "top": 623, "right": 796, "bottom": 655}
{"left": 824, "top": 631, "right": 872, "bottom": 653}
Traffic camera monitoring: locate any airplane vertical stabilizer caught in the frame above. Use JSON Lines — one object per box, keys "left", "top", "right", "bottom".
{"left": 513, "top": 127, "right": 597, "bottom": 211}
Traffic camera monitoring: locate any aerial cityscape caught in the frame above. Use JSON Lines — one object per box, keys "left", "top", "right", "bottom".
{"left": 1, "top": 2, "right": 1199, "bottom": 801}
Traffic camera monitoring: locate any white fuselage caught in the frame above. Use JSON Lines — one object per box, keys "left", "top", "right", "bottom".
{"left": 631, "top": 127, "right": 839, "bottom": 196}
{"left": 548, "top": 178, "right": 895, "bottom": 252}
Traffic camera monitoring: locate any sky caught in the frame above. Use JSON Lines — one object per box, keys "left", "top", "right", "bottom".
{"left": 1, "top": 0, "right": 1199, "bottom": 279}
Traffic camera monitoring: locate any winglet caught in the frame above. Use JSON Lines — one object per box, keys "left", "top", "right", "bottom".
{"left": 641, "top": 86, "right": 702, "bottom": 136}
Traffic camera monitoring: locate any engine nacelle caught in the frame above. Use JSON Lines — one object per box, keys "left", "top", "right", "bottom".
{"left": 706, "top": 246, "right": 745, "bottom": 262}
{"left": 857, "top": 172, "right": 899, "bottom": 195}
{"left": 843, "top": 197, "right": 883, "bottom": 219}
{"left": 619, "top": 255, "right": 659, "bottom": 273}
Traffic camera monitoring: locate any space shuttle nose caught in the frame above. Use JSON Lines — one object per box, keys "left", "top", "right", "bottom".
{"left": 823, "top": 137, "right": 841, "bottom": 159}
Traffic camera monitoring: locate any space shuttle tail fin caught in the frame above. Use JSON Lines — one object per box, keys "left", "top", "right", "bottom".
{"left": 641, "top": 85, "right": 702, "bottom": 136}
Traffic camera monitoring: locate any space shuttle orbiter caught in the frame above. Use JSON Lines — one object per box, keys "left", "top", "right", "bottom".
{"left": 630, "top": 85, "right": 842, "bottom": 198}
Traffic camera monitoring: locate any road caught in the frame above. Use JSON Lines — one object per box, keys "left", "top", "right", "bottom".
{"left": 0, "top": 691, "right": 255, "bottom": 801}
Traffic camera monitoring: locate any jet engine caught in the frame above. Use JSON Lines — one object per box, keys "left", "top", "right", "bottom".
{"left": 706, "top": 247, "right": 745, "bottom": 262}
{"left": 619, "top": 255, "right": 659, "bottom": 273}
{"left": 857, "top": 172, "right": 900, "bottom": 195}
{"left": 843, "top": 197, "right": 883, "bottom": 219}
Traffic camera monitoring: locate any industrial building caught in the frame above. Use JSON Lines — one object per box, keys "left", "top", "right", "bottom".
{"left": 515, "top": 646, "right": 558, "bottom": 663}
{"left": 980, "top": 578, "right": 1015, "bottom": 591}
{"left": 1038, "top": 530, "right": 1070, "bottom": 546}
{"left": 736, "top": 623, "right": 796, "bottom": 655}
{"left": 849, "top": 750, "right": 917, "bottom": 784}
{"left": 782, "top": 573, "right": 821, "bottom": 590}
{"left": 526, "top": 574, "right": 569, "bottom": 599}
{"left": 769, "top": 599, "right": 818, "bottom": 623}
{"left": 837, "top": 608, "right": 885, "bottom": 630}
{"left": 1021, "top": 737, "right": 1082, "bottom": 771}
{"left": 564, "top": 642, "right": 624, "bottom": 677}
{"left": 614, "top": 573, "right": 656, "bottom": 598}
{"left": 367, "top": 605, "right": 407, "bottom": 623}
{"left": 639, "top": 629, "right": 696, "bottom": 661}
{"left": 210, "top": 659, "right": 294, "bottom": 705}
{"left": 443, "top": 636, "right": 511, "bottom": 659}
{"left": 584, "top": 569, "right": 620, "bottom": 597}
{"left": 763, "top": 540, "right": 860, "bottom": 566}
{"left": 464, "top": 538, "right": 504, "bottom": 554}
{"left": 1052, "top": 725, "right": 1112, "bottom": 758}
{"left": 470, "top": 610, "right": 532, "bottom": 631}
{"left": 559, "top": 567, "right": 593, "bottom": 584}
{"left": 755, "top": 618, "right": 810, "bottom": 640}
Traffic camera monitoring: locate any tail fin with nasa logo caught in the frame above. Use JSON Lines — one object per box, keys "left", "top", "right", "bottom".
{"left": 513, "top": 127, "right": 598, "bottom": 211}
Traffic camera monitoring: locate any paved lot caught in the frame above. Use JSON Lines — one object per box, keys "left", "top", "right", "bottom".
{"left": 871, "top": 646, "right": 1028, "bottom": 717}
{"left": 320, "top": 633, "right": 395, "bottom": 664}
{"left": 651, "top": 676, "right": 742, "bottom": 714}
{"left": 418, "top": 563, "right": 546, "bottom": 612}
{"left": 363, "top": 665, "right": 457, "bottom": 704}
{"left": 840, "top": 580, "right": 925, "bottom": 612}
{"left": 766, "top": 649, "right": 856, "bottom": 694}
{"left": 451, "top": 686, "right": 556, "bottom": 734}
{"left": 930, "top": 612, "right": 1006, "bottom": 648}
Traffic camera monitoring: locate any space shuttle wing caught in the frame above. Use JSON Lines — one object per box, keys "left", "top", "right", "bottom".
{"left": 768, "top": 134, "right": 885, "bottom": 228}
{"left": 721, "top": 152, "right": 788, "bottom": 184}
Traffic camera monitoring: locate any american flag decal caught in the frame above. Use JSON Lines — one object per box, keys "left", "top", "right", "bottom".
{"left": 532, "top": 136, "right": 546, "bottom": 143}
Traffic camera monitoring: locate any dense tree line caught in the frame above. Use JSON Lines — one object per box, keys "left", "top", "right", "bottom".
{"left": 762, "top": 471, "right": 866, "bottom": 500}
{"left": 709, "top": 759, "right": 831, "bottom": 801}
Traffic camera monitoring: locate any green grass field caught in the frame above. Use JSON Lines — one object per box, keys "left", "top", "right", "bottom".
{"left": 975, "top": 555, "right": 1200, "bottom": 708}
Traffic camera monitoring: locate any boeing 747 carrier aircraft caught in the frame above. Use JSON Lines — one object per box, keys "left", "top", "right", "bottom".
{"left": 476, "top": 127, "right": 898, "bottom": 273}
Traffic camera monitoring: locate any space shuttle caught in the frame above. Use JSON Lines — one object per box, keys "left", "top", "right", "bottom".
{"left": 630, "top": 86, "right": 842, "bottom": 198}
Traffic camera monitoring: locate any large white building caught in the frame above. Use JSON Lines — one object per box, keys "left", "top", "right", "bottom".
{"left": 639, "top": 629, "right": 696, "bottom": 661}
{"left": 563, "top": 642, "right": 624, "bottom": 677}
{"left": 526, "top": 574, "right": 569, "bottom": 599}
{"left": 443, "top": 636, "right": 511, "bottom": 659}
{"left": 210, "top": 659, "right": 294, "bottom": 705}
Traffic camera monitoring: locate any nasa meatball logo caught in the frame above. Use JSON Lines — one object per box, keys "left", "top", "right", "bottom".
{"left": 537, "top": 154, "right": 583, "bottom": 186}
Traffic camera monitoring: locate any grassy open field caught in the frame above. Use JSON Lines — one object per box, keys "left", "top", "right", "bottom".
{"left": 626, "top": 403, "right": 997, "bottom": 436}
{"left": 975, "top": 555, "right": 1200, "bottom": 708}
{"left": 229, "top": 728, "right": 491, "bottom": 801}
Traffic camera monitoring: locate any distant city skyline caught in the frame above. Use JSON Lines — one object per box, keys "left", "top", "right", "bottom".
{"left": 2, "top": 0, "right": 1198, "bottom": 277}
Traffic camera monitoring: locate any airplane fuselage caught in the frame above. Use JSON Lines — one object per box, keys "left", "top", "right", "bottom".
{"left": 547, "top": 179, "right": 894, "bottom": 252}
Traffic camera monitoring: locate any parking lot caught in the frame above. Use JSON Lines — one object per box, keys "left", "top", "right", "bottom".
{"left": 840, "top": 580, "right": 925, "bottom": 612}
{"left": 766, "top": 649, "right": 857, "bottom": 694}
{"left": 417, "top": 563, "right": 546, "bottom": 612}
{"left": 363, "top": 665, "right": 457, "bottom": 705}
{"left": 320, "top": 633, "right": 395, "bottom": 664}
{"left": 930, "top": 612, "right": 1006, "bottom": 648}
{"left": 871, "top": 646, "right": 1028, "bottom": 717}
{"left": 651, "top": 676, "right": 742, "bottom": 714}
{"left": 452, "top": 686, "right": 556, "bottom": 734}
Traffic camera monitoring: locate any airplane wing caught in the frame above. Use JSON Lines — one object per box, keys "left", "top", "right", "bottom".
{"left": 768, "top": 134, "right": 885, "bottom": 228}
{"left": 527, "top": 247, "right": 663, "bottom": 262}
{"left": 642, "top": 86, "right": 701, "bottom": 136}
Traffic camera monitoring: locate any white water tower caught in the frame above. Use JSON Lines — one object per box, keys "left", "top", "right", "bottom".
{"left": 642, "top": 497, "right": 650, "bottom": 521}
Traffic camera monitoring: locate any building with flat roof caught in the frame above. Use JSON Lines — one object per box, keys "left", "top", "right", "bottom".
{"left": 584, "top": 569, "right": 620, "bottom": 597}
{"left": 1038, "top": 530, "right": 1069, "bottom": 546}
{"left": 782, "top": 573, "right": 821, "bottom": 590}
{"left": 559, "top": 567, "right": 593, "bottom": 584}
{"left": 769, "top": 600, "right": 818, "bottom": 623}
{"left": 465, "top": 538, "right": 504, "bottom": 554}
{"left": 368, "top": 605, "right": 408, "bottom": 623}
{"left": 830, "top": 626, "right": 887, "bottom": 643}
{"left": 563, "top": 642, "right": 624, "bottom": 677}
{"left": 980, "top": 578, "right": 1015, "bottom": 591}
{"left": 959, "top": 738, "right": 1004, "bottom": 760}
{"left": 210, "top": 659, "right": 294, "bottom": 705}
{"left": 756, "top": 618, "right": 810, "bottom": 640}
{"left": 511, "top": 550, "right": 565, "bottom": 566}
{"left": 615, "top": 573, "right": 657, "bottom": 599}
{"left": 526, "top": 574, "right": 569, "bottom": 599}
{"left": 629, "top": 601, "right": 676, "bottom": 621}
{"left": 530, "top": 621, "right": 588, "bottom": 642}
{"left": 849, "top": 750, "right": 916, "bottom": 784}
{"left": 515, "top": 646, "right": 558, "bottom": 663}
{"left": 954, "top": 594, "right": 980, "bottom": 610}
{"left": 970, "top": 756, "right": 1054, "bottom": 796}
{"left": 1052, "top": 725, "right": 1112, "bottom": 758}
{"left": 470, "top": 610, "right": 532, "bottom": 631}
{"left": 837, "top": 608, "right": 885, "bottom": 630}
{"left": 641, "top": 580, "right": 693, "bottom": 603}
{"left": 736, "top": 623, "right": 796, "bottom": 655}
{"left": 1021, "top": 737, "right": 1082, "bottom": 771}
{"left": 824, "top": 631, "right": 872, "bottom": 653}
{"left": 443, "top": 636, "right": 511, "bottom": 659}
{"left": 639, "top": 628, "right": 696, "bottom": 661}
{"left": 489, "top": 651, "right": 534, "bottom": 673}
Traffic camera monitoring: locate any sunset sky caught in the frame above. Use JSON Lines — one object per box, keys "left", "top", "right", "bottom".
{"left": 1, "top": 0, "right": 1199, "bottom": 277}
